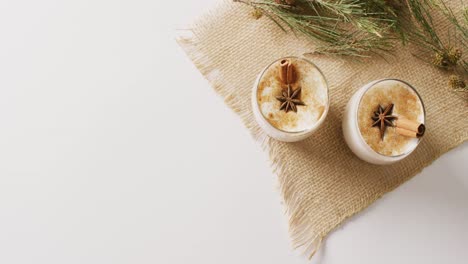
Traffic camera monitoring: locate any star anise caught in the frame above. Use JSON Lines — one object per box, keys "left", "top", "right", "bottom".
{"left": 276, "top": 85, "right": 305, "bottom": 113}
{"left": 371, "top": 103, "right": 397, "bottom": 140}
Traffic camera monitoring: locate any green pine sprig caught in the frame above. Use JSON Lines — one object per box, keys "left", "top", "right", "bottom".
{"left": 235, "top": 0, "right": 468, "bottom": 99}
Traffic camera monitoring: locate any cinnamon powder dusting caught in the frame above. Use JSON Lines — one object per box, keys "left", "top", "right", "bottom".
{"left": 256, "top": 58, "right": 328, "bottom": 132}
{"left": 358, "top": 80, "right": 424, "bottom": 156}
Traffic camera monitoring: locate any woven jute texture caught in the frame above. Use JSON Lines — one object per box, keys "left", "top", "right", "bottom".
{"left": 178, "top": 0, "right": 468, "bottom": 258}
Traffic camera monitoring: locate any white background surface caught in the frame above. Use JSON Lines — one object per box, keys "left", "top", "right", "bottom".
{"left": 0, "top": 0, "right": 467, "bottom": 263}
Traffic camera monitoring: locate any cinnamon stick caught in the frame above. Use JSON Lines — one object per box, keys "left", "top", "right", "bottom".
{"left": 396, "top": 127, "right": 418, "bottom": 138}
{"left": 396, "top": 117, "right": 425, "bottom": 137}
{"left": 279, "top": 59, "right": 289, "bottom": 84}
{"left": 279, "top": 59, "right": 297, "bottom": 84}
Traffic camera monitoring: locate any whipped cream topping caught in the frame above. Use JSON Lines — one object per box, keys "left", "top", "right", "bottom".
{"left": 358, "top": 80, "right": 424, "bottom": 156}
{"left": 256, "top": 58, "right": 328, "bottom": 133}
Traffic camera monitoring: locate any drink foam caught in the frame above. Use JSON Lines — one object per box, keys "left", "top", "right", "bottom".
{"left": 256, "top": 58, "right": 328, "bottom": 133}
{"left": 357, "top": 80, "right": 424, "bottom": 156}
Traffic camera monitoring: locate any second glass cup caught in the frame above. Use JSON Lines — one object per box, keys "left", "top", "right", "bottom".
{"left": 342, "top": 79, "right": 426, "bottom": 165}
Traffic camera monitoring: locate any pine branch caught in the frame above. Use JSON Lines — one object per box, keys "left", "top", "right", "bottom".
{"left": 235, "top": 0, "right": 400, "bottom": 56}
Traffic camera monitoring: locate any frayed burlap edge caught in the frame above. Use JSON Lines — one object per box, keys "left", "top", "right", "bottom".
{"left": 177, "top": 34, "right": 326, "bottom": 258}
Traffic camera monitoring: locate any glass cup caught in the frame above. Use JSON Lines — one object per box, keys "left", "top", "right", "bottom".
{"left": 251, "top": 57, "right": 329, "bottom": 142}
{"left": 342, "top": 79, "right": 426, "bottom": 165}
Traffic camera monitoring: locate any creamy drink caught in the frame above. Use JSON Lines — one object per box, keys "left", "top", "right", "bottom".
{"left": 252, "top": 57, "right": 329, "bottom": 142}
{"left": 343, "top": 79, "right": 426, "bottom": 165}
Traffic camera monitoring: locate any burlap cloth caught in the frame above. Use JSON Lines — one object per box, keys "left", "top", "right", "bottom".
{"left": 178, "top": 0, "right": 468, "bottom": 258}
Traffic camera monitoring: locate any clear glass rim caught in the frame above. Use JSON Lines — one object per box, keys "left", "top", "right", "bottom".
{"left": 354, "top": 78, "right": 426, "bottom": 158}
{"left": 254, "top": 56, "right": 330, "bottom": 135}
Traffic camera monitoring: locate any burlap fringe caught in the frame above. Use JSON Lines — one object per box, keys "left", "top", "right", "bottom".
{"left": 176, "top": 2, "right": 468, "bottom": 258}
{"left": 177, "top": 33, "right": 327, "bottom": 258}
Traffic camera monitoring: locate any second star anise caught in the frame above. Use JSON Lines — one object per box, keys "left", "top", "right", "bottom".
{"left": 276, "top": 85, "right": 305, "bottom": 113}
{"left": 371, "top": 103, "right": 397, "bottom": 140}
